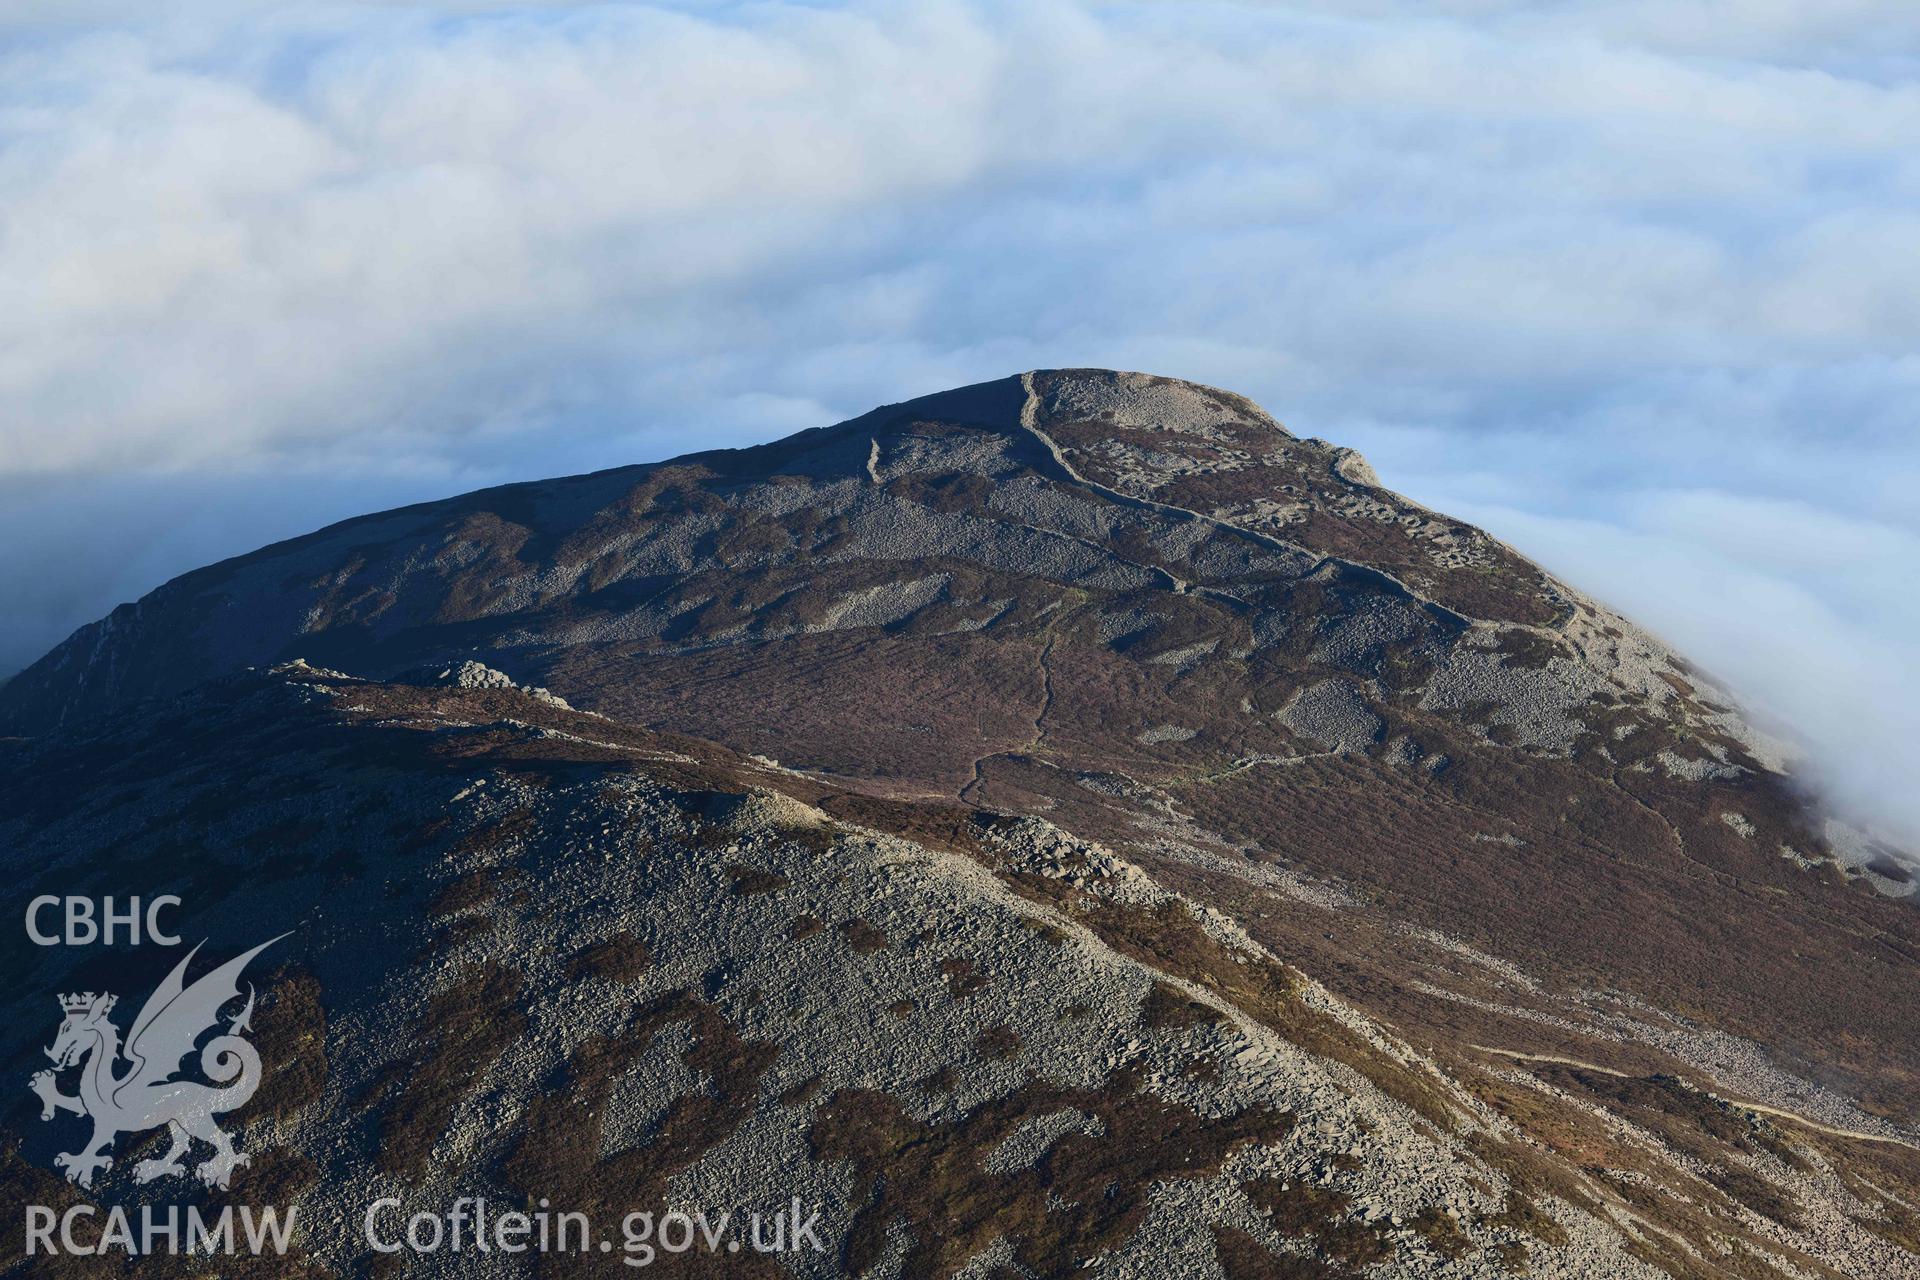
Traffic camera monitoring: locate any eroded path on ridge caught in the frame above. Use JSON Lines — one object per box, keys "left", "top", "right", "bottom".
{"left": 1471, "top": 1044, "right": 1920, "bottom": 1150}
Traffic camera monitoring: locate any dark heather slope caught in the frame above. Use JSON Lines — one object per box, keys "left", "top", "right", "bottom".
{"left": 3, "top": 373, "right": 1916, "bottom": 1136}
{"left": 2, "top": 662, "right": 1915, "bottom": 1280}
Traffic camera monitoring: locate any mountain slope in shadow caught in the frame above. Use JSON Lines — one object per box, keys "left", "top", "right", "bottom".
{"left": 3, "top": 371, "right": 1915, "bottom": 1278}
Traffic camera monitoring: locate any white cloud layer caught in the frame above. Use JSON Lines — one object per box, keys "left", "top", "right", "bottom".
{"left": 0, "top": 1, "right": 1915, "bottom": 839}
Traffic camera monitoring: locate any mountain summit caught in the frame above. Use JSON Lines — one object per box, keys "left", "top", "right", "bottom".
{"left": 3, "top": 371, "right": 1916, "bottom": 1277}
{"left": 7, "top": 370, "right": 1591, "bottom": 721}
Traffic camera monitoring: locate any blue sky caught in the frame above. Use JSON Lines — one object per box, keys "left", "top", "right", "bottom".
{"left": 1, "top": 1, "right": 1916, "bottom": 839}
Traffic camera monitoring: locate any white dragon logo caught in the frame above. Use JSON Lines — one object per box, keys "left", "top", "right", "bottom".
{"left": 29, "top": 935, "right": 285, "bottom": 1191}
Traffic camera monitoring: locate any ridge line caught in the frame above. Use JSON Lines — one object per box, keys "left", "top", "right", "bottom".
{"left": 1014, "top": 372, "right": 1470, "bottom": 628}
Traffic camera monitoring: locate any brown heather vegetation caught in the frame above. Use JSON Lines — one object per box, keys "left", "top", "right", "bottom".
{"left": 723, "top": 863, "right": 791, "bottom": 896}
{"left": 836, "top": 918, "right": 889, "bottom": 954}
{"left": 244, "top": 969, "right": 329, "bottom": 1122}
{"left": 939, "top": 956, "right": 990, "bottom": 997}
{"left": 1211, "top": 1225, "right": 1360, "bottom": 1279}
{"left": 3, "top": 371, "right": 1916, "bottom": 1278}
{"left": 1140, "top": 979, "right": 1226, "bottom": 1030}
{"left": 362, "top": 961, "right": 526, "bottom": 1177}
{"left": 809, "top": 1069, "right": 1293, "bottom": 1278}
{"left": 503, "top": 991, "right": 783, "bottom": 1279}
{"left": 568, "top": 931, "right": 653, "bottom": 983}
{"left": 1242, "top": 1175, "right": 1397, "bottom": 1266}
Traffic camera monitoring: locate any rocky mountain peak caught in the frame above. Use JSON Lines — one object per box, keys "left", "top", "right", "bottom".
{"left": 4, "top": 370, "right": 1917, "bottom": 1278}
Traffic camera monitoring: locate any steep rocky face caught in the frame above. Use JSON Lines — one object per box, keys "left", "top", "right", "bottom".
{"left": 3, "top": 371, "right": 1917, "bottom": 1277}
